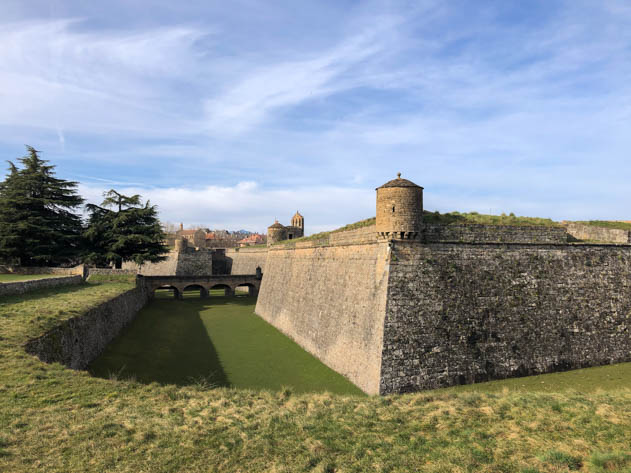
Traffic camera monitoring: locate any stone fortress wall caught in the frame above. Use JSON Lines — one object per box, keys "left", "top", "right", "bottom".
{"left": 255, "top": 237, "right": 390, "bottom": 394}
{"left": 563, "top": 222, "right": 631, "bottom": 244}
{"left": 255, "top": 174, "right": 631, "bottom": 394}
{"left": 381, "top": 242, "right": 631, "bottom": 393}
{"left": 225, "top": 247, "right": 268, "bottom": 274}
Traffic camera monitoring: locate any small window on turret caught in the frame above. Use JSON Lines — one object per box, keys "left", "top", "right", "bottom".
{"left": 392, "top": 206, "right": 395, "bottom": 213}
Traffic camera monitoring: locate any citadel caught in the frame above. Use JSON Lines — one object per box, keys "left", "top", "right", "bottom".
{"left": 128, "top": 174, "right": 630, "bottom": 395}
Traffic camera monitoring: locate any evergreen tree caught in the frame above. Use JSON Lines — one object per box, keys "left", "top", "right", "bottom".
{"left": 84, "top": 190, "right": 168, "bottom": 269}
{"left": 0, "top": 146, "right": 84, "bottom": 266}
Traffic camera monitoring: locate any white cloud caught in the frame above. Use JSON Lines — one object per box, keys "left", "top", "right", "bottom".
{"left": 79, "top": 182, "right": 375, "bottom": 234}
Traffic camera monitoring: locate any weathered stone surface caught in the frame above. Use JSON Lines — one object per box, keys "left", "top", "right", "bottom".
{"left": 376, "top": 178, "right": 424, "bottom": 240}
{"left": 381, "top": 242, "right": 631, "bottom": 394}
{"left": 564, "top": 223, "right": 631, "bottom": 243}
{"left": 24, "top": 286, "right": 149, "bottom": 369}
{"left": 255, "top": 240, "right": 391, "bottom": 394}
{"left": 226, "top": 247, "right": 267, "bottom": 274}
{"left": 421, "top": 224, "right": 567, "bottom": 244}
{"left": 122, "top": 249, "right": 214, "bottom": 275}
{"left": 0, "top": 275, "right": 83, "bottom": 297}
{"left": 140, "top": 274, "right": 261, "bottom": 298}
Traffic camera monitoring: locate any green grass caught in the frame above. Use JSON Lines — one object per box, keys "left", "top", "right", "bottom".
{"left": 574, "top": 220, "right": 631, "bottom": 231}
{"left": 278, "top": 212, "right": 560, "bottom": 245}
{"left": 423, "top": 210, "right": 560, "bottom": 227}
{"left": 1, "top": 281, "right": 630, "bottom": 472}
{"left": 89, "top": 293, "right": 362, "bottom": 395}
{"left": 87, "top": 273, "right": 137, "bottom": 284}
{"left": 438, "top": 362, "right": 631, "bottom": 394}
{"left": 0, "top": 273, "right": 66, "bottom": 283}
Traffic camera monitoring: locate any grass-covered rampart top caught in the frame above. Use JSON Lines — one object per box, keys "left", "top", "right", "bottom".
{"left": 1, "top": 280, "right": 631, "bottom": 471}
{"left": 573, "top": 220, "right": 631, "bottom": 231}
{"left": 277, "top": 211, "right": 561, "bottom": 245}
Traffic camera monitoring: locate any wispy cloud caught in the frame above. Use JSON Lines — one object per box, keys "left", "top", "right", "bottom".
{"left": 1, "top": 0, "right": 631, "bottom": 224}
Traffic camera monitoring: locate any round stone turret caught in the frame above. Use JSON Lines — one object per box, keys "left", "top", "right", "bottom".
{"left": 267, "top": 220, "right": 287, "bottom": 246}
{"left": 376, "top": 173, "right": 423, "bottom": 240}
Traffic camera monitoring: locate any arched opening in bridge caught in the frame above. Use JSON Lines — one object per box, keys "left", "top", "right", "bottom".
{"left": 235, "top": 283, "right": 257, "bottom": 297}
{"left": 154, "top": 285, "right": 180, "bottom": 299}
{"left": 182, "top": 284, "right": 208, "bottom": 299}
{"left": 209, "top": 284, "right": 233, "bottom": 297}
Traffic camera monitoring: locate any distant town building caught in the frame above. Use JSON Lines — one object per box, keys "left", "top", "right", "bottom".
{"left": 238, "top": 233, "right": 266, "bottom": 247}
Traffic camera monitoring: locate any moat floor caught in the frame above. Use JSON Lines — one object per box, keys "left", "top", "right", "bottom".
{"left": 89, "top": 292, "right": 363, "bottom": 395}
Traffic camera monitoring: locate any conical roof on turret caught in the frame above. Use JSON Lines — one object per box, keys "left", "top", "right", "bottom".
{"left": 292, "top": 210, "right": 303, "bottom": 219}
{"left": 377, "top": 172, "right": 423, "bottom": 189}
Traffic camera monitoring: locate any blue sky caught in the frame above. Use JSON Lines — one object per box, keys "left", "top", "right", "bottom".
{"left": 1, "top": 0, "right": 630, "bottom": 233}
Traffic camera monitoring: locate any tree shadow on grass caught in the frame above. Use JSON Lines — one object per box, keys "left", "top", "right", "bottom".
{"left": 89, "top": 297, "right": 230, "bottom": 387}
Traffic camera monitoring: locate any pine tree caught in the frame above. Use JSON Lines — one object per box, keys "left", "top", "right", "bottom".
{"left": 84, "top": 190, "right": 169, "bottom": 269}
{"left": 0, "top": 146, "right": 84, "bottom": 266}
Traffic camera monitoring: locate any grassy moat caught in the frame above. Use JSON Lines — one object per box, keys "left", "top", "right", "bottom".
{"left": 1, "top": 281, "right": 630, "bottom": 472}
{"left": 89, "top": 290, "right": 362, "bottom": 395}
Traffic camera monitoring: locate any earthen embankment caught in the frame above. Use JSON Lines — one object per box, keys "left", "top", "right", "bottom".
{"left": 25, "top": 286, "right": 149, "bottom": 369}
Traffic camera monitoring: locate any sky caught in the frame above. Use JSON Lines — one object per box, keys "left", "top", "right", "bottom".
{"left": 1, "top": 0, "right": 630, "bottom": 234}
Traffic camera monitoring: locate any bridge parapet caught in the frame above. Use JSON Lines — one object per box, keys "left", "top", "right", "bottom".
{"left": 138, "top": 274, "right": 261, "bottom": 299}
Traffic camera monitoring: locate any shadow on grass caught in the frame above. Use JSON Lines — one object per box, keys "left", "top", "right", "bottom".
{"left": 89, "top": 295, "right": 230, "bottom": 387}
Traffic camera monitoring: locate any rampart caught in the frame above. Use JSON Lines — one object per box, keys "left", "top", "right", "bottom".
{"left": 381, "top": 242, "right": 631, "bottom": 393}
{"left": 255, "top": 237, "right": 390, "bottom": 394}
{"left": 564, "top": 222, "right": 631, "bottom": 243}
{"left": 24, "top": 286, "right": 150, "bottom": 369}
{"left": 0, "top": 275, "right": 84, "bottom": 297}
{"left": 122, "top": 249, "right": 213, "bottom": 275}
{"left": 257, "top": 223, "right": 631, "bottom": 394}
{"left": 421, "top": 224, "right": 567, "bottom": 244}
{"left": 226, "top": 247, "right": 268, "bottom": 274}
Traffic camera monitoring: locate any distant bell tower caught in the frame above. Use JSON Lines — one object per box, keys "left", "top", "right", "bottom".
{"left": 376, "top": 173, "right": 423, "bottom": 240}
{"left": 291, "top": 211, "right": 304, "bottom": 236}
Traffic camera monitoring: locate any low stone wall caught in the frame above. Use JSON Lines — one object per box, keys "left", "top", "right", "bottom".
{"left": 381, "top": 242, "right": 631, "bottom": 394}
{"left": 564, "top": 223, "right": 631, "bottom": 243}
{"left": 421, "top": 224, "right": 568, "bottom": 244}
{"left": 255, "top": 240, "right": 391, "bottom": 394}
{"left": 24, "top": 286, "right": 149, "bottom": 369}
{"left": 329, "top": 225, "right": 378, "bottom": 245}
{"left": 0, "top": 275, "right": 83, "bottom": 297}
{"left": 226, "top": 247, "right": 268, "bottom": 274}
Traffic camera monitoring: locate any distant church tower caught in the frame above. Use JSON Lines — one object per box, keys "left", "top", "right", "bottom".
{"left": 291, "top": 211, "right": 304, "bottom": 233}
{"left": 376, "top": 173, "right": 423, "bottom": 240}
{"left": 267, "top": 211, "right": 305, "bottom": 246}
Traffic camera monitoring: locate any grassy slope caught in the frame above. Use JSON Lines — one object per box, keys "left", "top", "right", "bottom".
{"left": 0, "top": 274, "right": 65, "bottom": 283}
{"left": 89, "top": 294, "right": 362, "bottom": 395}
{"left": 281, "top": 212, "right": 561, "bottom": 245}
{"left": 0, "top": 283, "right": 630, "bottom": 472}
{"left": 574, "top": 221, "right": 631, "bottom": 231}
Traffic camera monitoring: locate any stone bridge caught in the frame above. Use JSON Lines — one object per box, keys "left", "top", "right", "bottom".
{"left": 139, "top": 274, "right": 262, "bottom": 299}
